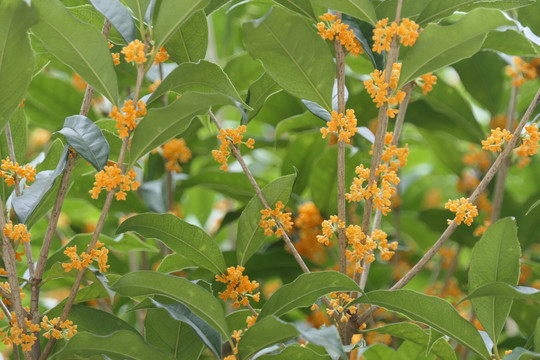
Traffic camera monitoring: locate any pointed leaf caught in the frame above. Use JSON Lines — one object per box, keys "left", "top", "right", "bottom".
{"left": 310, "top": 0, "right": 377, "bottom": 25}
{"left": 151, "top": 299, "right": 221, "bottom": 359}
{"left": 469, "top": 218, "right": 520, "bottom": 345}
{"left": 148, "top": 60, "right": 245, "bottom": 106}
{"left": 110, "top": 271, "right": 229, "bottom": 337}
{"left": 89, "top": 0, "right": 137, "bottom": 44}
{"left": 243, "top": 6, "right": 335, "bottom": 112}
{"left": 238, "top": 316, "right": 299, "bottom": 360}
{"left": 57, "top": 115, "right": 110, "bottom": 171}
{"left": 153, "top": 0, "right": 210, "bottom": 50}
{"left": 259, "top": 271, "right": 362, "bottom": 319}
{"left": 246, "top": 73, "right": 282, "bottom": 122}
{"left": 461, "top": 282, "right": 540, "bottom": 303}
{"left": 503, "top": 347, "right": 540, "bottom": 359}
{"left": 295, "top": 323, "right": 347, "bottom": 360}
{"left": 32, "top": 0, "right": 119, "bottom": 104}
{"left": 0, "top": 0, "right": 37, "bottom": 129}
{"left": 236, "top": 174, "right": 296, "bottom": 265}
{"left": 350, "top": 290, "right": 491, "bottom": 359}
{"left": 179, "top": 170, "right": 258, "bottom": 203}
{"left": 51, "top": 330, "right": 174, "bottom": 360}
{"left": 165, "top": 10, "right": 208, "bottom": 64}
{"left": 156, "top": 253, "right": 199, "bottom": 273}
{"left": 483, "top": 29, "right": 540, "bottom": 56}
{"left": 399, "top": 8, "right": 512, "bottom": 87}
{"left": 273, "top": 0, "right": 315, "bottom": 19}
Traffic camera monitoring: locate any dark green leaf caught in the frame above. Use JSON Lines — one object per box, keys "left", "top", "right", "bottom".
{"left": 236, "top": 174, "right": 296, "bottom": 265}
{"left": 273, "top": 0, "right": 315, "bottom": 19}
{"left": 179, "top": 170, "right": 257, "bottom": 203}
{"left": 310, "top": 0, "right": 377, "bottom": 25}
{"left": 88, "top": 0, "right": 136, "bottom": 43}
{"left": 165, "top": 10, "right": 208, "bottom": 64}
{"left": 238, "top": 316, "right": 299, "bottom": 360}
{"left": 246, "top": 73, "right": 282, "bottom": 122}
{"left": 461, "top": 282, "right": 540, "bottom": 303}
{"left": 259, "top": 271, "right": 362, "bottom": 319}
{"left": 243, "top": 6, "right": 335, "bottom": 112}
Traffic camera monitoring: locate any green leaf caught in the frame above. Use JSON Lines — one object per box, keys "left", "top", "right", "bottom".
{"left": 416, "top": 0, "right": 533, "bottom": 25}
{"left": 153, "top": 0, "right": 210, "bottom": 50}
{"left": 165, "top": 10, "right": 208, "bottom": 64}
{"left": 536, "top": 318, "right": 540, "bottom": 353}
{"left": 460, "top": 282, "right": 540, "bottom": 303}
{"left": 156, "top": 253, "right": 199, "bottom": 273}
{"left": 130, "top": 92, "right": 236, "bottom": 167}
{"left": 179, "top": 170, "right": 257, "bottom": 203}
{"left": 57, "top": 115, "right": 110, "bottom": 171}
{"left": 110, "top": 271, "right": 229, "bottom": 337}
{"left": 275, "top": 112, "right": 322, "bottom": 139}
{"left": 236, "top": 174, "right": 296, "bottom": 265}
{"left": 399, "top": 8, "right": 512, "bottom": 87}
{"left": 0, "top": 0, "right": 37, "bottom": 129}
{"left": 148, "top": 60, "right": 245, "bottom": 106}
{"left": 375, "top": 0, "right": 430, "bottom": 22}
{"left": 88, "top": 0, "right": 137, "bottom": 43}
{"left": 482, "top": 29, "right": 540, "bottom": 56}
{"left": 246, "top": 73, "right": 282, "bottom": 122}
{"left": 0, "top": 108, "right": 27, "bottom": 202}
{"left": 51, "top": 330, "right": 174, "bottom": 360}
{"left": 32, "top": 0, "right": 119, "bottom": 105}
{"left": 350, "top": 290, "right": 491, "bottom": 359}
{"left": 360, "top": 323, "right": 457, "bottom": 360}
{"left": 295, "top": 324, "right": 347, "bottom": 360}
{"left": 243, "top": 6, "right": 335, "bottom": 112}
{"left": 151, "top": 299, "right": 222, "bottom": 359}
{"left": 238, "top": 316, "right": 299, "bottom": 360}
{"left": 503, "top": 347, "right": 540, "bottom": 360}
{"left": 469, "top": 218, "right": 520, "bottom": 345}
{"left": 124, "top": 0, "right": 150, "bottom": 23}
{"left": 259, "top": 271, "right": 362, "bottom": 319}
{"left": 256, "top": 344, "right": 331, "bottom": 359}
{"left": 116, "top": 213, "right": 226, "bottom": 274}
{"left": 273, "top": 0, "right": 315, "bottom": 19}
{"left": 12, "top": 146, "right": 69, "bottom": 225}
{"left": 310, "top": 0, "right": 377, "bottom": 25}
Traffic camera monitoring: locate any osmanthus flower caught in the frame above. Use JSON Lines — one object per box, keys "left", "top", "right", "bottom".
{"left": 293, "top": 202, "right": 327, "bottom": 264}
{"left": 317, "top": 13, "right": 364, "bottom": 57}
{"left": 215, "top": 265, "right": 260, "bottom": 308}
{"left": 505, "top": 57, "right": 539, "bottom": 87}
{"left": 515, "top": 123, "right": 540, "bottom": 168}
{"left": 0, "top": 157, "right": 36, "bottom": 187}
{"left": 162, "top": 138, "right": 192, "bottom": 172}
{"left": 148, "top": 79, "right": 161, "bottom": 93}
{"left": 212, "top": 125, "right": 255, "bottom": 171}
{"left": 259, "top": 201, "right": 293, "bottom": 237}
{"left": 345, "top": 226, "right": 397, "bottom": 273}
{"left": 326, "top": 292, "right": 358, "bottom": 323}
{"left": 316, "top": 215, "right": 345, "bottom": 246}
{"left": 153, "top": 46, "right": 169, "bottom": 65}
{"left": 108, "top": 42, "right": 120, "bottom": 66}
{"left": 445, "top": 197, "right": 478, "bottom": 226}
{"left": 462, "top": 144, "right": 491, "bottom": 173}
{"left": 481, "top": 127, "right": 513, "bottom": 152}
{"left": 121, "top": 39, "right": 147, "bottom": 64}
{"left": 372, "top": 18, "right": 419, "bottom": 54}
{"left": 320, "top": 109, "right": 359, "bottom": 143}
{"left": 89, "top": 163, "right": 140, "bottom": 201}
{"left": 109, "top": 99, "right": 147, "bottom": 138}
{"left": 3, "top": 221, "right": 30, "bottom": 243}
{"left": 473, "top": 220, "right": 490, "bottom": 237}
{"left": 41, "top": 315, "right": 77, "bottom": 340}
{"left": 0, "top": 312, "right": 41, "bottom": 351}
{"left": 364, "top": 63, "right": 406, "bottom": 118}
{"left": 419, "top": 72, "right": 437, "bottom": 95}
{"left": 62, "top": 240, "right": 110, "bottom": 273}
{"left": 0, "top": 281, "right": 25, "bottom": 306}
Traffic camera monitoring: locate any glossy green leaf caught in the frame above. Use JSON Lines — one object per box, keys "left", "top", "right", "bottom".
{"left": 152, "top": 299, "right": 221, "bottom": 359}
{"left": 236, "top": 174, "right": 296, "bottom": 265}
{"left": 130, "top": 92, "right": 236, "bottom": 167}
{"left": 111, "top": 271, "right": 229, "bottom": 337}
{"left": 179, "top": 170, "right": 257, "bottom": 203}
{"left": 351, "top": 290, "right": 491, "bottom": 359}
{"left": 117, "top": 213, "right": 226, "bottom": 274}
{"left": 310, "top": 0, "right": 377, "bottom": 25}
{"left": 246, "top": 73, "right": 282, "bottom": 122}
{"left": 165, "top": 10, "right": 208, "bottom": 64}
{"left": 482, "top": 29, "right": 540, "bottom": 56}
{"left": 57, "top": 115, "right": 110, "bottom": 171}
{"left": 153, "top": 0, "right": 210, "bottom": 50}
{"left": 360, "top": 323, "right": 457, "bottom": 360}
{"left": 416, "top": 0, "right": 533, "bottom": 25}
{"left": 461, "top": 282, "right": 540, "bottom": 303}
{"left": 238, "top": 316, "right": 299, "bottom": 360}
{"left": 257, "top": 344, "right": 331, "bottom": 359}
{"left": 32, "top": 0, "right": 119, "bottom": 104}
{"left": 503, "top": 347, "right": 540, "bottom": 359}
{"left": 0, "top": 0, "right": 37, "bottom": 129}
{"left": 51, "top": 330, "right": 174, "bottom": 360}
{"left": 259, "top": 271, "right": 362, "bottom": 319}
{"left": 469, "top": 218, "right": 520, "bottom": 345}
{"left": 156, "top": 253, "right": 199, "bottom": 273}
{"left": 399, "top": 8, "right": 512, "bottom": 87}
{"left": 243, "top": 6, "right": 335, "bottom": 112}
{"left": 88, "top": 0, "right": 136, "bottom": 43}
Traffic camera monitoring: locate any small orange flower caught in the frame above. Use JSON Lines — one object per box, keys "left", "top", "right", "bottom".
{"left": 505, "top": 57, "right": 539, "bottom": 87}
{"left": 41, "top": 315, "right": 78, "bottom": 340}
{"left": 153, "top": 46, "right": 169, "bottom": 65}
{"left": 62, "top": 240, "right": 109, "bottom": 273}
{"left": 317, "top": 13, "right": 364, "bottom": 57}
{"left": 212, "top": 126, "right": 254, "bottom": 171}
{"left": 260, "top": 201, "right": 293, "bottom": 237}
{"left": 109, "top": 99, "right": 146, "bottom": 138}
{"left": 445, "top": 197, "right": 478, "bottom": 226}
{"left": 419, "top": 73, "right": 437, "bottom": 95}
{"left": 481, "top": 127, "right": 513, "bottom": 152}
{"left": 89, "top": 163, "right": 140, "bottom": 200}
{"left": 3, "top": 221, "right": 30, "bottom": 243}
{"left": 0, "top": 157, "right": 36, "bottom": 186}
{"left": 316, "top": 215, "right": 344, "bottom": 246}
{"left": 162, "top": 138, "right": 192, "bottom": 172}
{"left": 148, "top": 79, "right": 161, "bottom": 93}
{"left": 515, "top": 123, "right": 540, "bottom": 167}
{"left": 373, "top": 18, "right": 419, "bottom": 54}
{"left": 121, "top": 39, "right": 147, "bottom": 64}
{"left": 320, "top": 110, "right": 358, "bottom": 143}
{"left": 364, "top": 63, "right": 406, "bottom": 116}
{"left": 216, "top": 266, "right": 260, "bottom": 308}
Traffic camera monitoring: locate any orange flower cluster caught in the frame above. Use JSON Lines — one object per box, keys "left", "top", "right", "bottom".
{"left": 212, "top": 126, "right": 255, "bottom": 171}
{"left": 515, "top": 124, "right": 540, "bottom": 168}
{"left": 445, "top": 197, "right": 478, "bottom": 226}
{"left": 224, "top": 329, "right": 243, "bottom": 358}
{"left": 90, "top": 163, "right": 140, "bottom": 200}
{"left": 259, "top": 201, "right": 293, "bottom": 237}
{"left": 345, "top": 226, "right": 397, "bottom": 273}
{"left": 0, "top": 157, "right": 36, "bottom": 187}
{"left": 0, "top": 313, "right": 40, "bottom": 351}
{"left": 148, "top": 79, "right": 161, "bottom": 93}
{"left": 505, "top": 57, "right": 539, "bottom": 87}
{"left": 473, "top": 220, "right": 490, "bottom": 237}
{"left": 320, "top": 110, "right": 358, "bottom": 143}
{"left": 0, "top": 282, "right": 25, "bottom": 306}
{"left": 463, "top": 144, "right": 491, "bottom": 173}
{"left": 71, "top": 73, "right": 87, "bottom": 92}
{"left": 364, "top": 63, "right": 406, "bottom": 117}
{"left": 372, "top": 18, "right": 419, "bottom": 53}
{"left": 163, "top": 138, "right": 192, "bottom": 172}
{"left": 41, "top": 315, "right": 77, "bottom": 340}
{"left": 121, "top": 39, "right": 147, "bottom": 64}
{"left": 153, "top": 46, "right": 169, "bottom": 65}
{"left": 316, "top": 215, "right": 344, "bottom": 246}
{"left": 62, "top": 241, "right": 110, "bottom": 273}
{"left": 419, "top": 73, "right": 437, "bottom": 95}
{"left": 327, "top": 292, "right": 357, "bottom": 323}
{"left": 110, "top": 99, "right": 147, "bottom": 138}
{"left": 3, "top": 221, "right": 31, "bottom": 243}
{"left": 108, "top": 42, "right": 120, "bottom": 66}
{"left": 481, "top": 127, "right": 513, "bottom": 152}
{"left": 317, "top": 13, "right": 364, "bottom": 57}
{"left": 293, "top": 202, "right": 327, "bottom": 264}
{"left": 215, "top": 266, "right": 260, "bottom": 308}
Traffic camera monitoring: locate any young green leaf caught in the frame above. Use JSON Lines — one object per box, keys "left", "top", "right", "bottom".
{"left": 310, "top": 0, "right": 377, "bottom": 25}
{"left": 88, "top": 0, "right": 137, "bottom": 44}
{"left": 238, "top": 316, "right": 299, "bottom": 360}
{"left": 258, "top": 271, "right": 362, "bottom": 319}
